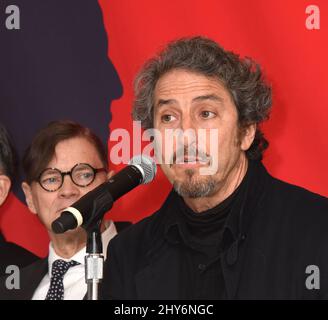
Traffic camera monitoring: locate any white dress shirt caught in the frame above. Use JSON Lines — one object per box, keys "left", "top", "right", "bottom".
{"left": 32, "top": 220, "right": 117, "bottom": 300}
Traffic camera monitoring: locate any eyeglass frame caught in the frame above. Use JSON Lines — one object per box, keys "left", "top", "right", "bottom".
{"left": 37, "top": 163, "right": 107, "bottom": 192}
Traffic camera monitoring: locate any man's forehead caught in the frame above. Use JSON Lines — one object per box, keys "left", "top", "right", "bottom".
{"left": 46, "top": 138, "right": 103, "bottom": 169}
{"left": 156, "top": 94, "right": 225, "bottom": 109}
{"left": 154, "top": 69, "right": 229, "bottom": 104}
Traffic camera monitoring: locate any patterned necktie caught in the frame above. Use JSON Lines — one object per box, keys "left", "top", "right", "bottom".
{"left": 45, "top": 259, "right": 79, "bottom": 300}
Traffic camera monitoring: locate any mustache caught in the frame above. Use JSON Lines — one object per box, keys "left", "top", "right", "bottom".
{"left": 171, "top": 146, "right": 211, "bottom": 165}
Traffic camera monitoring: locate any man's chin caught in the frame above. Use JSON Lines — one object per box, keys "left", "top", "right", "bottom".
{"left": 173, "top": 175, "right": 219, "bottom": 199}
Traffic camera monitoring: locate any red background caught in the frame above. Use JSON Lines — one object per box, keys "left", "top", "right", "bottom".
{"left": 0, "top": 0, "right": 327, "bottom": 257}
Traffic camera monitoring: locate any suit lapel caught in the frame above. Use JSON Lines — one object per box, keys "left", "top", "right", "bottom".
{"left": 17, "top": 258, "right": 48, "bottom": 300}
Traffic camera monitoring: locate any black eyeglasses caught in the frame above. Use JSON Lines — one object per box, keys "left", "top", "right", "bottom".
{"left": 37, "top": 163, "right": 107, "bottom": 192}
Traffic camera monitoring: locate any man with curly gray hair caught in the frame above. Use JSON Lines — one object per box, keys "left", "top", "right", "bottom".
{"left": 101, "top": 36, "right": 328, "bottom": 300}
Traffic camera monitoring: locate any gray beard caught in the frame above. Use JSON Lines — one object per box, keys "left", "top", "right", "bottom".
{"left": 173, "top": 169, "right": 219, "bottom": 199}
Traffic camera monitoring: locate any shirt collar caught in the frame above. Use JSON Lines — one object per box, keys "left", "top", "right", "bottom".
{"left": 48, "top": 220, "right": 117, "bottom": 275}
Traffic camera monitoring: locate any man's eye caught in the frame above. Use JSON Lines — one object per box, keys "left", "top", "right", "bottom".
{"left": 81, "top": 172, "right": 93, "bottom": 179}
{"left": 43, "top": 177, "right": 60, "bottom": 184}
{"left": 161, "top": 114, "right": 176, "bottom": 123}
{"left": 200, "top": 111, "right": 216, "bottom": 119}
{"left": 75, "top": 172, "right": 93, "bottom": 180}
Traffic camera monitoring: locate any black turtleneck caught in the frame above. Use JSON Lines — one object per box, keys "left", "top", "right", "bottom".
{"left": 178, "top": 181, "right": 243, "bottom": 254}
{"left": 165, "top": 161, "right": 252, "bottom": 299}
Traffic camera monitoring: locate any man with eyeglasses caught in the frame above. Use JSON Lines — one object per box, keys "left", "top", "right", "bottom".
{"left": 0, "top": 120, "right": 127, "bottom": 300}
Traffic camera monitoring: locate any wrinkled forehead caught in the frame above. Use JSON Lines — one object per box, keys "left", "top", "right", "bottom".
{"left": 154, "top": 69, "right": 233, "bottom": 106}
{"left": 45, "top": 137, "right": 105, "bottom": 171}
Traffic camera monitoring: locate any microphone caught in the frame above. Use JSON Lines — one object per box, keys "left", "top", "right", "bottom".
{"left": 51, "top": 155, "right": 157, "bottom": 234}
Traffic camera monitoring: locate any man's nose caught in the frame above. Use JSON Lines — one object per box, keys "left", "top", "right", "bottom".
{"left": 179, "top": 114, "right": 197, "bottom": 146}
{"left": 58, "top": 175, "right": 80, "bottom": 198}
{"left": 180, "top": 114, "right": 196, "bottom": 131}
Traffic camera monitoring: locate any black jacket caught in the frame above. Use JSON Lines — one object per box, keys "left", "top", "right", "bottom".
{"left": 100, "top": 161, "right": 328, "bottom": 299}
{"left": 0, "top": 233, "right": 39, "bottom": 278}
{"left": 0, "top": 258, "right": 48, "bottom": 300}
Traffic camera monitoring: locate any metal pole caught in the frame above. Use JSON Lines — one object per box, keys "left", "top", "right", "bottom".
{"left": 85, "top": 221, "right": 103, "bottom": 300}
{"left": 86, "top": 254, "right": 103, "bottom": 300}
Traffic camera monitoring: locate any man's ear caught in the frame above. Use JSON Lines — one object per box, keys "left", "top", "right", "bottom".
{"left": 0, "top": 175, "right": 11, "bottom": 206}
{"left": 240, "top": 123, "right": 257, "bottom": 151}
{"left": 21, "top": 182, "right": 37, "bottom": 214}
{"left": 107, "top": 170, "right": 115, "bottom": 180}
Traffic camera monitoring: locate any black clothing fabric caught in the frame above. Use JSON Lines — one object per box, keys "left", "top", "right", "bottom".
{"left": 100, "top": 161, "right": 328, "bottom": 300}
{"left": 0, "top": 232, "right": 39, "bottom": 278}
{"left": 165, "top": 167, "right": 249, "bottom": 299}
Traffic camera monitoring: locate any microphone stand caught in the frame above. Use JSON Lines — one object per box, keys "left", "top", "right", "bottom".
{"left": 85, "top": 219, "right": 103, "bottom": 300}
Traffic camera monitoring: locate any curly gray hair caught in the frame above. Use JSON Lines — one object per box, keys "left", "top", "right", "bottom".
{"left": 132, "top": 36, "right": 272, "bottom": 160}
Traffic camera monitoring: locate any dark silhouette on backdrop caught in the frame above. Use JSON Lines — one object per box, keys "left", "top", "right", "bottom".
{"left": 0, "top": 0, "right": 123, "bottom": 201}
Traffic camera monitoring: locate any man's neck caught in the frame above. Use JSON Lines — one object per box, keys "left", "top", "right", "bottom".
{"left": 49, "top": 221, "right": 107, "bottom": 259}
{"left": 183, "top": 155, "right": 248, "bottom": 213}
{"left": 50, "top": 231, "right": 87, "bottom": 259}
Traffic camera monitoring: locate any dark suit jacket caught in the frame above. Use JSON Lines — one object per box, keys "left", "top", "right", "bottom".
{"left": 0, "top": 232, "right": 39, "bottom": 278}
{"left": 100, "top": 161, "right": 328, "bottom": 300}
{"left": 0, "top": 258, "right": 48, "bottom": 300}
{"left": 0, "top": 221, "right": 131, "bottom": 300}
